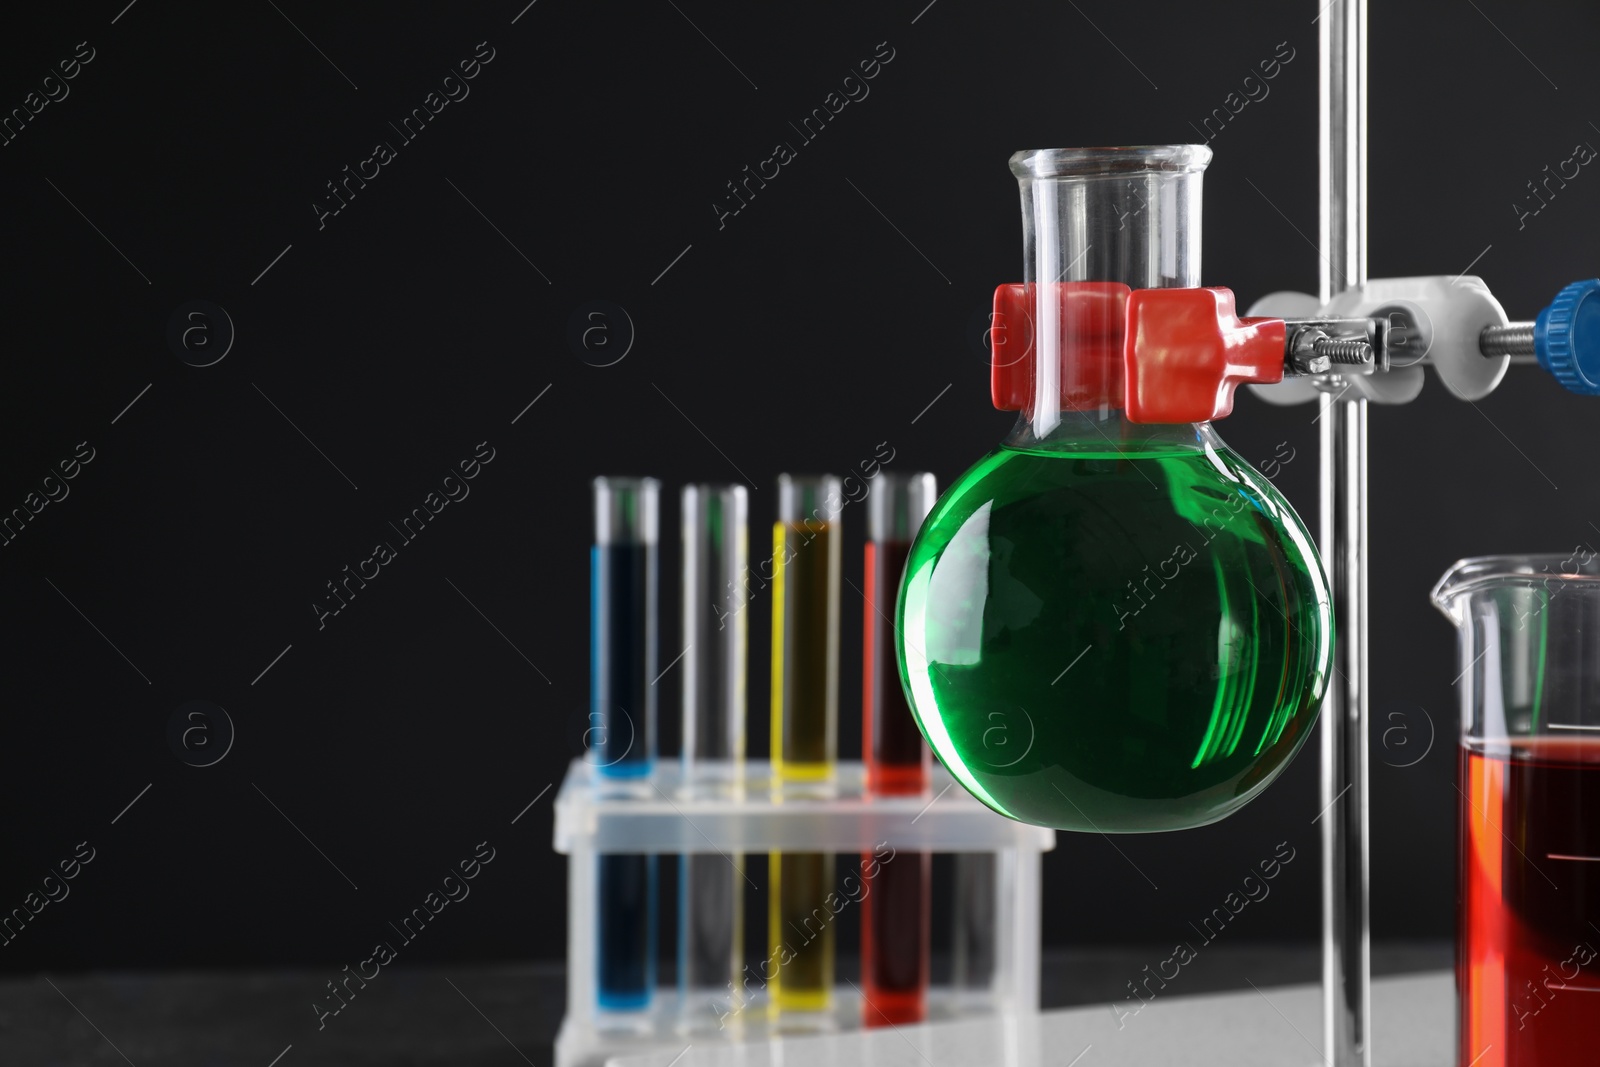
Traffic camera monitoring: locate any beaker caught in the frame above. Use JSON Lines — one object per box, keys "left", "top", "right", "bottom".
{"left": 897, "top": 147, "right": 1332, "bottom": 832}
{"left": 1433, "top": 553, "right": 1600, "bottom": 1067}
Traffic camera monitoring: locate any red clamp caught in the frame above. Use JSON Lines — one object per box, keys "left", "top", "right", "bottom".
{"left": 990, "top": 284, "right": 1286, "bottom": 423}
{"left": 991, "top": 282, "right": 1130, "bottom": 412}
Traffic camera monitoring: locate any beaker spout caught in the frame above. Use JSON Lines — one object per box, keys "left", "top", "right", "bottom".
{"left": 1431, "top": 552, "right": 1600, "bottom": 626}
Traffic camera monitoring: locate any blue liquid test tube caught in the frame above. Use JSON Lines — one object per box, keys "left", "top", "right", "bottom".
{"left": 678, "top": 485, "right": 748, "bottom": 1013}
{"left": 592, "top": 476, "right": 659, "bottom": 1011}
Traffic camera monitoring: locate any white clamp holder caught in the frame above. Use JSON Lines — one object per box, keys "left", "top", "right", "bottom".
{"left": 1248, "top": 275, "right": 1513, "bottom": 405}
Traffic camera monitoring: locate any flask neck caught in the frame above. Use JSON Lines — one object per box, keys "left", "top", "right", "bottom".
{"left": 1003, "top": 408, "right": 1216, "bottom": 456}
{"left": 1008, "top": 146, "right": 1209, "bottom": 436}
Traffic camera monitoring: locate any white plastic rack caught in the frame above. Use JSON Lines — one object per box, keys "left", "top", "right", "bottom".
{"left": 552, "top": 757, "right": 1056, "bottom": 1067}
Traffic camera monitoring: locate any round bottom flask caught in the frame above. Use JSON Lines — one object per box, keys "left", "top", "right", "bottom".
{"left": 896, "top": 147, "right": 1332, "bottom": 832}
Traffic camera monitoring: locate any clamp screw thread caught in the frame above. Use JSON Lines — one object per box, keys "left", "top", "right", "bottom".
{"left": 1314, "top": 338, "right": 1373, "bottom": 364}
{"left": 1480, "top": 323, "right": 1535, "bottom": 359}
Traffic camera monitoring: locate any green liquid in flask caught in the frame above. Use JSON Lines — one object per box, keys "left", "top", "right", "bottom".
{"left": 897, "top": 436, "right": 1331, "bottom": 833}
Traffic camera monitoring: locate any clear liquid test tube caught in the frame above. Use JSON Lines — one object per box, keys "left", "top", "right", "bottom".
{"left": 679, "top": 484, "right": 748, "bottom": 1011}
{"left": 769, "top": 474, "right": 842, "bottom": 1016}
{"left": 861, "top": 473, "right": 936, "bottom": 1026}
{"left": 592, "top": 476, "right": 660, "bottom": 1011}
{"left": 952, "top": 853, "right": 997, "bottom": 1001}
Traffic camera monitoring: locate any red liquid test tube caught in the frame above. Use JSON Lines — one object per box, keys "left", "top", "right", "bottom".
{"left": 860, "top": 472, "right": 937, "bottom": 1027}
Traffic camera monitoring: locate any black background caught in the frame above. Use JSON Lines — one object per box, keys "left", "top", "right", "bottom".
{"left": 2, "top": 0, "right": 1598, "bottom": 977}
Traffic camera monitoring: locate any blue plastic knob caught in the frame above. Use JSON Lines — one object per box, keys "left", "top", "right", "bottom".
{"left": 1536, "top": 279, "right": 1600, "bottom": 395}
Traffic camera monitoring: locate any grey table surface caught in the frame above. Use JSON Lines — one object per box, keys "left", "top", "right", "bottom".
{"left": 6, "top": 943, "right": 1452, "bottom": 1066}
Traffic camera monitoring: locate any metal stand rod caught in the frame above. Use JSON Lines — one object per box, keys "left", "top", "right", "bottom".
{"left": 1320, "top": 395, "right": 1371, "bottom": 1067}
{"left": 1319, "top": 2, "right": 1372, "bottom": 1066}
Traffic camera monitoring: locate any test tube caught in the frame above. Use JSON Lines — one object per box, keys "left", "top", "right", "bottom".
{"left": 678, "top": 484, "right": 748, "bottom": 1010}
{"left": 862, "top": 473, "right": 937, "bottom": 794}
{"left": 769, "top": 474, "right": 841, "bottom": 1016}
{"left": 951, "top": 854, "right": 996, "bottom": 1001}
{"left": 592, "top": 476, "right": 659, "bottom": 1012}
{"left": 860, "top": 473, "right": 936, "bottom": 1026}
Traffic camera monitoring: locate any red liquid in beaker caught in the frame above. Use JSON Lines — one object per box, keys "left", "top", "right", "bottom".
{"left": 1459, "top": 738, "right": 1600, "bottom": 1067}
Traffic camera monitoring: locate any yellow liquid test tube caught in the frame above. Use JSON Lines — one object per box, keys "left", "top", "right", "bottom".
{"left": 768, "top": 474, "right": 841, "bottom": 1017}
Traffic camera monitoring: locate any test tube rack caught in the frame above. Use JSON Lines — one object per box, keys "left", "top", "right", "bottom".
{"left": 552, "top": 757, "right": 1056, "bottom": 1067}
